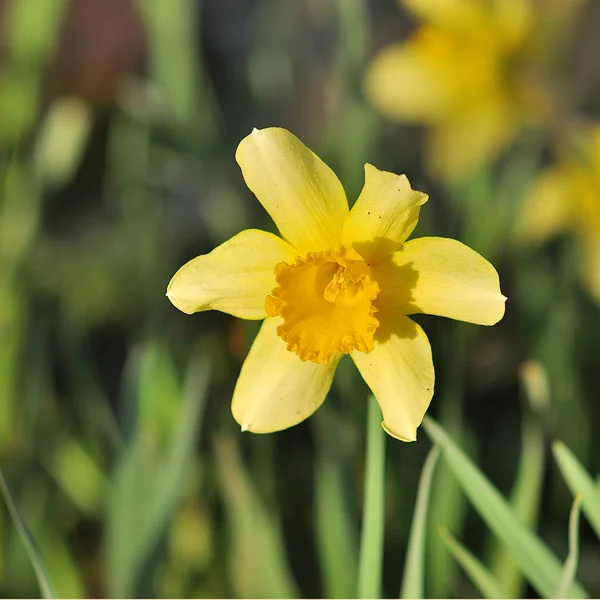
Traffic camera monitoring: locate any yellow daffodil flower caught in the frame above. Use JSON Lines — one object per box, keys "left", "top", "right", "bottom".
{"left": 365, "top": 0, "right": 538, "bottom": 182}
{"left": 167, "top": 128, "right": 506, "bottom": 441}
{"left": 518, "top": 125, "right": 600, "bottom": 302}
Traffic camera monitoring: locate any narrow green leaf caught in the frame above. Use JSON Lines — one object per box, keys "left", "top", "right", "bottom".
{"left": 314, "top": 412, "right": 358, "bottom": 598}
{"left": 426, "top": 322, "right": 470, "bottom": 598}
{"left": 489, "top": 361, "right": 546, "bottom": 598}
{"left": 106, "top": 345, "right": 209, "bottom": 597}
{"left": 0, "top": 286, "right": 26, "bottom": 447}
{"left": 0, "top": 470, "right": 56, "bottom": 599}
{"left": 39, "top": 532, "right": 87, "bottom": 599}
{"left": 215, "top": 435, "right": 299, "bottom": 598}
{"left": 106, "top": 434, "right": 155, "bottom": 597}
{"left": 138, "top": 342, "right": 183, "bottom": 443}
{"left": 145, "top": 351, "right": 211, "bottom": 546}
{"left": 438, "top": 526, "right": 504, "bottom": 599}
{"left": 554, "top": 494, "right": 583, "bottom": 599}
{"left": 427, "top": 455, "right": 465, "bottom": 597}
{"left": 401, "top": 446, "right": 440, "bottom": 599}
{"left": 423, "top": 417, "right": 588, "bottom": 599}
{"left": 315, "top": 457, "right": 357, "bottom": 598}
{"left": 553, "top": 441, "right": 600, "bottom": 541}
{"left": 357, "top": 395, "right": 386, "bottom": 599}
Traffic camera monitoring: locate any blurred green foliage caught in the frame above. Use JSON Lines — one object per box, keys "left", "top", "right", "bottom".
{"left": 1, "top": 0, "right": 600, "bottom": 598}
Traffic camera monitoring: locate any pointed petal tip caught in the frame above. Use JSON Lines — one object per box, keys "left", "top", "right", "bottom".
{"left": 479, "top": 293, "right": 507, "bottom": 326}
{"left": 362, "top": 163, "right": 429, "bottom": 206}
{"left": 240, "top": 423, "right": 249, "bottom": 432}
{"left": 381, "top": 420, "right": 417, "bottom": 442}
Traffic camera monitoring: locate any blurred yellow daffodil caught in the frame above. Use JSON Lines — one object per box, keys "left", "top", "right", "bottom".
{"left": 167, "top": 128, "right": 506, "bottom": 441}
{"left": 365, "top": 0, "right": 538, "bottom": 182}
{"left": 518, "top": 125, "right": 600, "bottom": 302}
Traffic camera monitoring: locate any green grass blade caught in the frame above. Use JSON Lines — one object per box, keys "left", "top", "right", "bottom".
{"left": 553, "top": 441, "right": 600, "bottom": 541}
{"left": 106, "top": 345, "right": 210, "bottom": 597}
{"left": 423, "top": 417, "right": 589, "bottom": 599}
{"left": 426, "top": 322, "right": 470, "bottom": 598}
{"left": 106, "top": 435, "right": 156, "bottom": 597}
{"left": 427, "top": 455, "right": 466, "bottom": 598}
{"left": 401, "top": 446, "right": 440, "bottom": 599}
{"left": 145, "top": 350, "right": 210, "bottom": 546}
{"left": 39, "top": 531, "right": 87, "bottom": 598}
{"left": 0, "top": 470, "right": 56, "bottom": 599}
{"left": 0, "top": 287, "right": 25, "bottom": 447}
{"left": 215, "top": 435, "right": 299, "bottom": 598}
{"left": 489, "top": 361, "right": 547, "bottom": 597}
{"left": 315, "top": 457, "right": 357, "bottom": 598}
{"left": 314, "top": 413, "right": 358, "bottom": 598}
{"left": 357, "top": 395, "right": 386, "bottom": 599}
{"left": 554, "top": 494, "right": 583, "bottom": 599}
{"left": 437, "top": 525, "right": 504, "bottom": 599}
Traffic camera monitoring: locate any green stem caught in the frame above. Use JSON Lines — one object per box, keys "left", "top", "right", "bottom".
{"left": 357, "top": 395, "right": 386, "bottom": 598}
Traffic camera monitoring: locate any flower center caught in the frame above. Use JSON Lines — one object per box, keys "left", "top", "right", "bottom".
{"left": 265, "top": 246, "right": 380, "bottom": 364}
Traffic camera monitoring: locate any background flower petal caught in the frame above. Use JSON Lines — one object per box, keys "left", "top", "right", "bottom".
{"left": 373, "top": 237, "right": 506, "bottom": 325}
{"left": 235, "top": 127, "right": 348, "bottom": 254}
{"left": 232, "top": 317, "right": 341, "bottom": 433}
{"left": 426, "top": 101, "right": 517, "bottom": 182}
{"left": 364, "top": 37, "right": 459, "bottom": 124}
{"left": 516, "top": 166, "right": 575, "bottom": 245}
{"left": 352, "top": 314, "right": 434, "bottom": 442}
{"left": 341, "top": 164, "right": 428, "bottom": 262}
{"left": 166, "top": 229, "right": 297, "bottom": 319}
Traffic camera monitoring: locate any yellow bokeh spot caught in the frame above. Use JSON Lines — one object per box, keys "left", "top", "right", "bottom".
{"left": 265, "top": 246, "right": 380, "bottom": 364}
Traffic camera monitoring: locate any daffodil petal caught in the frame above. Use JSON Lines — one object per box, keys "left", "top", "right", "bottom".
{"left": 364, "top": 36, "right": 459, "bottom": 123}
{"left": 517, "top": 167, "right": 574, "bottom": 245}
{"left": 166, "top": 229, "right": 297, "bottom": 319}
{"left": 235, "top": 127, "right": 348, "bottom": 254}
{"left": 399, "top": 0, "right": 489, "bottom": 34}
{"left": 428, "top": 102, "right": 517, "bottom": 182}
{"left": 373, "top": 237, "right": 506, "bottom": 325}
{"left": 342, "top": 164, "right": 428, "bottom": 262}
{"left": 232, "top": 317, "right": 341, "bottom": 433}
{"left": 352, "top": 314, "right": 434, "bottom": 442}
